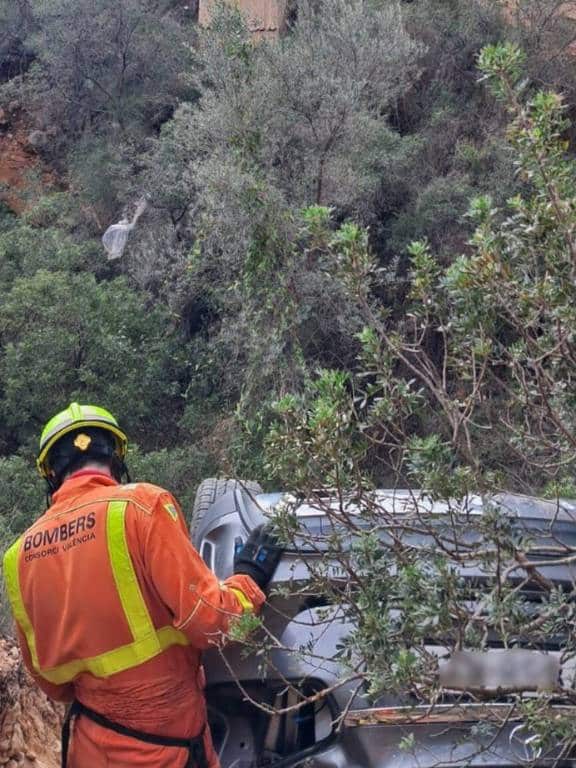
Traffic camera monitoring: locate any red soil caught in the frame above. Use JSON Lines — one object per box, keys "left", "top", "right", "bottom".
{"left": 0, "top": 114, "right": 49, "bottom": 214}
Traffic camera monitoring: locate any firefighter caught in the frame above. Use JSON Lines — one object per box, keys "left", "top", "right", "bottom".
{"left": 2, "top": 403, "right": 283, "bottom": 768}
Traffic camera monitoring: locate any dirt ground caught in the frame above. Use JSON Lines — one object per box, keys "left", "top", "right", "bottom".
{"left": 0, "top": 112, "right": 48, "bottom": 214}
{"left": 0, "top": 636, "right": 63, "bottom": 768}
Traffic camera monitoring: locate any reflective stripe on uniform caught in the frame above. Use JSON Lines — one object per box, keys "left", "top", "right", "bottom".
{"left": 229, "top": 587, "right": 254, "bottom": 614}
{"left": 107, "top": 501, "right": 156, "bottom": 642}
{"left": 3, "top": 536, "right": 41, "bottom": 671}
{"left": 2, "top": 501, "right": 189, "bottom": 685}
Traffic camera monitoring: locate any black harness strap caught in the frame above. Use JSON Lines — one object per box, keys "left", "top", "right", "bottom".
{"left": 62, "top": 700, "right": 208, "bottom": 768}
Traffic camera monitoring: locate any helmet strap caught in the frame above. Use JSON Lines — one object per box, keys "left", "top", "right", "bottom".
{"left": 44, "top": 476, "right": 58, "bottom": 508}
{"left": 111, "top": 455, "right": 131, "bottom": 484}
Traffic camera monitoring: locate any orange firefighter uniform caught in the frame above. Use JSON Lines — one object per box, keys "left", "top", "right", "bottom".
{"left": 3, "top": 470, "right": 266, "bottom": 767}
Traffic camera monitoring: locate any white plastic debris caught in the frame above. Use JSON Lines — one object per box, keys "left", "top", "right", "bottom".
{"left": 102, "top": 198, "right": 148, "bottom": 260}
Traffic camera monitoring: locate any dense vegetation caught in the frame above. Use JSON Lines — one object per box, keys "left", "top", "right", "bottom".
{"left": 0, "top": 0, "right": 575, "bottom": 538}
{"left": 3, "top": 2, "right": 576, "bottom": 747}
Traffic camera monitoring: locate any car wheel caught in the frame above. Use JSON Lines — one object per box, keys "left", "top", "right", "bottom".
{"left": 189, "top": 477, "right": 263, "bottom": 539}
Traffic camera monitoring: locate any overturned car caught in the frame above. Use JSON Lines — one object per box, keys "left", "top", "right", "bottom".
{"left": 190, "top": 479, "right": 576, "bottom": 768}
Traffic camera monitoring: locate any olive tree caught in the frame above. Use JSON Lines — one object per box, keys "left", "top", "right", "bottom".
{"left": 24, "top": 0, "right": 194, "bottom": 138}
{"left": 237, "top": 42, "right": 576, "bottom": 761}
{"left": 0, "top": 0, "right": 33, "bottom": 79}
{"left": 0, "top": 270, "right": 189, "bottom": 452}
{"left": 144, "top": 0, "right": 423, "bottom": 458}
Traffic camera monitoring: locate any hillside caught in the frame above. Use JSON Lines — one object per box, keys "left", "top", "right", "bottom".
{"left": 0, "top": 638, "right": 62, "bottom": 768}
{"left": 2, "top": 0, "right": 576, "bottom": 764}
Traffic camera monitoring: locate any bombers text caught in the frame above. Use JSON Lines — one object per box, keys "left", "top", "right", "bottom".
{"left": 24, "top": 512, "right": 97, "bottom": 551}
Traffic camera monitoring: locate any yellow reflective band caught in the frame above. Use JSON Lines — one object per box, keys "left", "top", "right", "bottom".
{"left": 3, "top": 501, "right": 190, "bottom": 685}
{"left": 229, "top": 587, "right": 255, "bottom": 614}
{"left": 3, "top": 537, "right": 42, "bottom": 673}
{"left": 106, "top": 500, "right": 157, "bottom": 644}
{"left": 38, "top": 626, "right": 189, "bottom": 685}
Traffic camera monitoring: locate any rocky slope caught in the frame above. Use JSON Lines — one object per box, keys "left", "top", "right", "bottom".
{"left": 0, "top": 106, "right": 52, "bottom": 214}
{"left": 0, "top": 637, "right": 63, "bottom": 768}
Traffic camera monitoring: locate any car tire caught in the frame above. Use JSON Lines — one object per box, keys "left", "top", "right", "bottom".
{"left": 189, "top": 477, "right": 263, "bottom": 539}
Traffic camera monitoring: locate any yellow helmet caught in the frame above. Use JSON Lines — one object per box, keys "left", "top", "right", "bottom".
{"left": 37, "top": 402, "right": 128, "bottom": 479}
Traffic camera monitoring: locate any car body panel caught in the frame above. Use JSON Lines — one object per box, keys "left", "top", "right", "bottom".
{"left": 194, "top": 487, "right": 576, "bottom": 767}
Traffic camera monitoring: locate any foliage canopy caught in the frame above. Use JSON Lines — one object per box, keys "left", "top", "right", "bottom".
{"left": 2, "top": 7, "right": 576, "bottom": 750}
